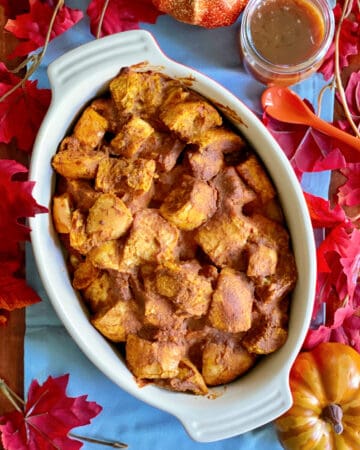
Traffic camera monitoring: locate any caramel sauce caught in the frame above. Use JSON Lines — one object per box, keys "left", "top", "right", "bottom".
{"left": 250, "top": 0, "right": 325, "bottom": 65}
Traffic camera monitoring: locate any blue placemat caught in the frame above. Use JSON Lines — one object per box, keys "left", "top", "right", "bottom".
{"left": 25, "top": 1, "right": 333, "bottom": 448}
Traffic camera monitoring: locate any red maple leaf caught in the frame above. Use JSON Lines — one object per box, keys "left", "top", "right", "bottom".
{"left": 304, "top": 303, "right": 360, "bottom": 352}
{"left": 0, "top": 257, "right": 41, "bottom": 325}
{"left": 330, "top": 305, "right": 360, "bottom": 352}
{"left": 304, "top": 224, "right": 360, "bottom": 351}
{"left": 0, "top": 63, "right": 51, "bottom": 152}
{"left": 304, "top": 191, "right": 347, "bottom": 228}
{"left": 262, "top": 109, "right": 352, "bottom": 178}
{"left": 87, "top": 0, "right": 164, "bottom": 37}
{"left": 0, "top": 160, "right": 47, "bottom": 251}
{"left": 337, "top": 162, "right": 360, "bottom": 208}
{"left": 0, "top": 374, "right": 102, "bottom": 450}
{"left": 318, "top": 4, "right": 359, "bottom": 81}
{"left": 0, "top": 160, "right": 46, "bottom": 323}
{"left": 4, "top": 0, "right": 83, "bottom": 58}
{"left": 317, "top": 224, "right": 360, "bottom": 303}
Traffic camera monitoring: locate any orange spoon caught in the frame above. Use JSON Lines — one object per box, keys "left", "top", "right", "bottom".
{"left": 261, "top": 87, "right": 360, "bottom": 152}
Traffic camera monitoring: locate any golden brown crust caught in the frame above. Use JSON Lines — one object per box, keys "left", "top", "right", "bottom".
{"left": 51, "top": 66, "right": 297, "bottom": 393}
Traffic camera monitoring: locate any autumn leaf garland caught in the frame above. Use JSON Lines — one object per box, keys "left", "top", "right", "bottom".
{"left": 302, "top": 194, "right": 360, "bottom": 352}
{"left": 0, "top": 159, "right": 47, "bottom": 323}
{"left": 0, "top": 63, "right": 51, "bottom": 152}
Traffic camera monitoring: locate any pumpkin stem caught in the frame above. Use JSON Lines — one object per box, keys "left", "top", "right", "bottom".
{"left": 321, "top": 403, "right": 344, "bottom": 434}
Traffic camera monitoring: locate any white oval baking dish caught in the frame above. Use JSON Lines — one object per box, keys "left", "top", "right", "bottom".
{"left": 29, "top": 29, "right": 316, "bottom": 442}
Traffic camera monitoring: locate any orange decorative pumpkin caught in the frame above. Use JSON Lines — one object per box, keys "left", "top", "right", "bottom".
{"left": 152, "top": 0, "right": 247, "bottom": 28}
{"left": 275, "top": 342, "right": 360, "bottom": 449}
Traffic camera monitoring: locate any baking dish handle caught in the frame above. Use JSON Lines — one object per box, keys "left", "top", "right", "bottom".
{"left": 47, "top": 30, "right": 171, "bottom": 99}
{"left": 179, "top": 373, "right": 292, "bottom": 442}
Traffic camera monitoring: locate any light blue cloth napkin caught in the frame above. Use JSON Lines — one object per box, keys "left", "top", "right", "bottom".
{"left": 26, "top": 1, "right": 333, "bottom": 448}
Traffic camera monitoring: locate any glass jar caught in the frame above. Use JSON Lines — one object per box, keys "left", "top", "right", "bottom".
{"left": 239, "top": 0, "right": 335, "bottom": 86}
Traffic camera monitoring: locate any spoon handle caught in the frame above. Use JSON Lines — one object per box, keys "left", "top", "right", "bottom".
{"left": 312, "top": 116, "right": 360, "bottom": 152}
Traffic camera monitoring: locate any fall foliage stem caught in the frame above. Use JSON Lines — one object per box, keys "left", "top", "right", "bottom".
{"left": 0, "top": 379, "right": 24, "bottom": 412}
{"left": 0, "top": 0, "right": 64, "bottom": 104}
{"left": 69, "top": 432, "right": 128, "bottom": 448}
{"left": 96, "top": 0, "right": 110, "bottom": 39}
{"left": 317, "top": 82, "right": 335, "bottom": 117}
{"left": 335, "top": 0, "right": 360, "bottom": 138}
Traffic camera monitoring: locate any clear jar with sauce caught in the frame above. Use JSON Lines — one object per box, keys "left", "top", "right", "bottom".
{"left": 239, "top": 0, "right": 335, "bottom": 86}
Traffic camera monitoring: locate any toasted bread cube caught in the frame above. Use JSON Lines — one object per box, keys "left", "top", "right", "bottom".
{"left": 186, "top": 146, "right": 224, "bottom": 181}
{"left": 247, "top": 244, "right": 278, "bottom": 278}
{"left": 110, "top": 117, "right": 154, "bottom": 157}
{"left": 91, "top": 300, "right": 141, "bottom": 342}
{"left": 202, "top": 341, "right": 256, "bottom": 386}
{"left": 86, "top": 193, "right": 132, "bottom": 244}
{"left": 83, "top": 271, "right": 132, "bottom": 313}
{"left": 208, "top": 268, "right": 254, "bottom": 332}
{"left": 152, "top": 261, "right": 213, "bottom": 316}
{"left": 212, "top": 167, "right": 256, "bottom": 212}
{"left": 152, "top": 166, "right": 187, "bottom": 203}
{"left": 162, "top": 85, "right": 190, "bottom": 108}
{"left": 87, "top": 240, "right": 123, "bottom": 271}
{"left": 110, "top": 69, "right": 142, "bottom": 114}
{"left": 236, "top": 154, "right": 276, "bottom": 204}
{"left": 121, "top": 184, "right": 154, "bottom": 214}
{"left": 160, "top": 100, "right": 222, "bottom": 141}
{"left": 143, "top": 291, "right": 176, "bottom": 328}
{"left": 58, "top": 136, "right": 80, "bottom": 153}
{"left": 130, "top": 272, "right": 184, "bottom": 329}
{"left": 90, "top": 98, "right": 119, "bottom": 133}
{"left": 173, "top": 230, "right": 198, "bottom": 261}
{"left": 73, "top": 106, "right": 108, "bottom": 148}
{"left": 195, "top": 212, "right": 254, "bottom": 269}
{"left": 126, "top": 334, "right": 184, "bottom": 379}
{"left": 52, "top": 193, "right": 72, "bottom": 233}
{"left": 125, "top": 159, "right": 156, "bottom": 193}
{"left": 187, "top": 127, "right": 246, "bottom": 180}
{"left": 72, "top": 259, "right": 100, "bottom": 290}
{"left": 69, "top": 210, "right": 92, "bottom": 255}
{"left": 253, "top": 297, "right": 289, "bottom": 329}
{"left": 95, "top": 158, "right": 122, "bottom": 193}
{"left": 119, "top": 209, "right": 178, "bottom": 271}
{"left": 82, "top": 272, "right": 113, "bottom": 313}
{"left": 110, "top": 68, "right": 170, "bottom": 117}
{"left": 140, "top": 131, "right": 185, "bottom": 172}
{"left": 63, "top": 179, "right": 99, "bottom": 211}
{"left": 160, "top": 175, "right": 217, "bottom": 231}
{"left": 52, "top": 147, "right": 107, "bottom": 180}
{"left": 244, "top": 197, "right": 284, "bottom": 223}
{"left": 193, "top": 127, "right": 245, "bottom": 153}
{"left": 95, "top": 157, "right": 156, "bottom": 195}
{"left": 255, "top": 250, "right": 297, "bottom": 303}
{"left": 242, "top": 321, "right": 288, "bottom": 354}
{"left": 156, "top": 358, "right": 208, "bottom": 395}
{"left": 250, "top": 213, "right": 290, "bottom": 250}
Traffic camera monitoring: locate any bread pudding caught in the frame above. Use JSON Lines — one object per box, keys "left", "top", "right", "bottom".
{"left": 51, "top": 66, "right": 297, "bottom": 395}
